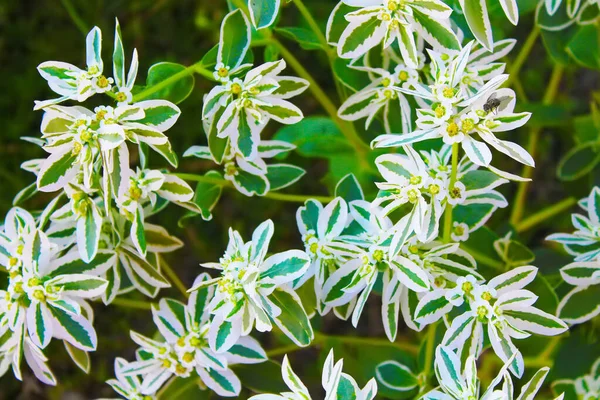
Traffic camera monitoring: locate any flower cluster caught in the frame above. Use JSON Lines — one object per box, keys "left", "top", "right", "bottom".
{"left": 184, "top": 10, "right": 310, "bottom": 197}
{"left": 114, "top": 275, "right": 268, "bottom": 397}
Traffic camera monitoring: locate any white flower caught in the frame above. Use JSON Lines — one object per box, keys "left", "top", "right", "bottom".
{"left": 451, "top": 222, "right": 470, "bottom": 242}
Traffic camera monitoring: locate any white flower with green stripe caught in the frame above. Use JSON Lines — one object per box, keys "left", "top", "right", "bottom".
{"left": 295, "top": 197, "right": 362, "bottom": 314}
{"left": 184, "top": 139, "right": 304, "bottom": 198}
{"left": 36, "top": 98, "right": 181, "bottom": 193}
{"left": 335, "top": 0, "right": 460, "bottom": 66}
{"left": 189, "top": 220, "right": 313, "bottom": 353}
{"left": 373, "top": 42, "right": 532, "bottom": 169}
{"left": 0, "top": 323, "right": 56, "bottom": 386}
{"left": 427, "top": 39, "right": 517, "bottom": 97}
{"left": 0, "top": 207, "right": 38, "bottom": 274}
{"left": 338, "top": 62, "right": 421, "bottom": 133}
{"left": 102, "top": 357, "right": 157, "bottom": 400}
{"left": 426, "top": 345, "right": 551, "bottom": 400}
{"left": 416, "top": 267, "right": 568, "bottom": 377}
{"left": 250, "top": 349, "right": 377, "bottom": 400}
{"left": 121, "top": 275, "right": 267, "bottom": 397}
{"left": 35, "top": 26, "right": 107, "bottom": 109}
{"left": 116, "top": 168, "right": 194, "bottom": 256}
{"left": 203, "top": 59, "right": 309, "bottom": 161}
{"left": 547, "top": 187, "right": 600, "bottom": 325}
{"left": 455, "top": 0, "right": 519, "bottom": 51}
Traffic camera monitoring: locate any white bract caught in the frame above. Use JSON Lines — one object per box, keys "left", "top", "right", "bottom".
{"left": 425, "top": 346, "right": 550, "bottom": 400}
{"left": 189, "top": 220, "right": 313, "bottom": 352}
{"left": 547, "top": 186, "right": 600, "bottom": 325}
{"left": 336, "top": 0, "right": 460, "bottom": 66}
{"left": 249, "top": 350, "right": 377, "bottom": 400}
{"left": 372, "top": 43, "right": 532, "bottom": 170}
{"left": 118, "top": 275, "right": 267, "bottom": 397}
{"left": 416, "top": 266, "right": 568, "bottom": 377}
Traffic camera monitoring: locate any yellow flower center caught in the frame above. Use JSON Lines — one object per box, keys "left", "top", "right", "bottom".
{"left": 217, "top": 67, "right": 229, "bottom": 78}
{"left": 116, "top": 92, "right": 128, "bottom": 102}
{"left": 183, "top": 352, "right": 194, "bottom": 363}
{"left": 462, "top": 281, "right": 473, "bottom": 294}
{"left": 429, "top": 184, "right": 440, "bottom": 195}
{"left": 442, "top": 87, "right": 454, "bottom": 98}
{"left": 434, "top": 105, "right": 446, "bottom": 119}
{"left": 481, "top": 291, "right": 492, "bottom": 301}
{"left": 409, "top": 175, "right": 422, "bottom": 185}
{"left": 381, "top": 12, "right": 391, "bottom": 21}
{"left": 162, "top": 359, "right": 172, "bottom": 368}
{"left": 96, "top": 75, "right": 109, "bottom": 88}
{"left": 231, "top": 83, "right": 242, "bottom": 95}
{"left": 446, "top": 122, "right": 459, "bottom": 137}
{"left": 381, "top": 77, "right": 391, "bottom": 87}
{"left": 398, "top": 70, "right": 409, "bottom": 81}
{"left": 32, "top": 289, "right": 45, "bottom": 302}
{"left": 461, "top": 118, "right": 475, "bottom": 133}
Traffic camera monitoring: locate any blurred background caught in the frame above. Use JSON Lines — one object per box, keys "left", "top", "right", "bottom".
{"left": 0, "top": 0, "right": 598, "bottom": 398}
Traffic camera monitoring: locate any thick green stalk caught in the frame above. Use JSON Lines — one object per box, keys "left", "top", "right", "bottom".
{"left": 174, "top": 173, "right": 334, "bottom": 203}
{"left": 460, "top": 244, "right": 504, "bottom": 270}
{"left": 510, "top": 65, "right": 565, "bottom": 225}
{"left": 422, "top": 322, "right": 438, "bottom": 391}
{"left": 506, "top": 26, "right": 541, "bottom": 86}
{"left": 516, "top": 197, "right": 577, "bottom": 233}
{"left": 110, "top": 297, "right": 153, "bottom": 310}
{"left": 290, "top": 0, "right": 331, "bottom": 52}
{"left": 443, "top": 144, "right": 459, "bottom": 242}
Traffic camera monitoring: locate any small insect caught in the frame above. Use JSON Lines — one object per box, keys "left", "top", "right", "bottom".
{"left": 483, "top": 93, "right": 511, "bottom": 114}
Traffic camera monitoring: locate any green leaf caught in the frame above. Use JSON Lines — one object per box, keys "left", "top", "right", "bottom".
{"left": 250, "top": 0, "right": 281, "bottom": 29}
{"left": 64, "top": 341, "right": 91, "bottom": 373}
{"left": 274, "top": 117, "right": 355, "bottom": 157}
{"left": 233, "top": 360, "right": 287, "bottom": 393}
{"left": 218, "top": 9, "right": 251, "bottom": 70}
{"left": 461, "top": 0, "right": 493, "bottom": 50}
{"left": 265, "top": 164, "right": 305, "bottom": 191}
{"left": 557, "top": 141, "right": 600, "bottom": 181}
{"left": 37, "top": 150, "right": 78, "bottom": 192}
{"left": 275, "top": 27, "right": 322, "bottom": 50}
{"left": 567, "top": 24, "right": 600, "bottom": 70}
{"left": 145, "top": 62, "right": 195, "bottom": 104}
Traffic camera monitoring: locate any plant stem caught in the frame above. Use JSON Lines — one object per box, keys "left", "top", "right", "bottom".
{"left": 510, "top": 65, "right": 565, "bottom": 225}
{"left": 60, "top": 0, "right": 88, "bottom": 35}
{"left": 173, "top": 172, "right": 334, "bottom": 203}
{"left": 443, "top": 144, "right": 459, "bottom": 242}
{"left": 515, "top": 197, "right": 577, "bottom": 233}
{"left": 290, "top": 0, "right": 331, "bottom": 52}
{"left": 461, "top": 244, "right": 504, "bottom": 270}
{"left": 110, "top": 297, "right": 153, "bottom": 310}
{"left": 507, "top": 26, "right": 541, "bottom": 86}
{"left": 270, "top": 38, "right": 371, "bottom": 158}
{"left": 314, "top": 332, "right": 419, "bottom": 354}
{"left": 159, "top": 255, "right": 190, "bottom": 299}
{"left": 132, "top": 63, "right": 213, "bottom": 103}
{"left": 422, "top": 322, "right": 438, "bottom": 390}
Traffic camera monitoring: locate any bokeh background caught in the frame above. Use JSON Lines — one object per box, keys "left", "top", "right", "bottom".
{"left": 0, "top": 0, "right": 599, "bottom": 398}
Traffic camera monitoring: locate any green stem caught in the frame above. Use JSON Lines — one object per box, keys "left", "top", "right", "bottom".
{"left": 270, "top": 38, "right": 371, "bottom": 158}
{"left": 110, "top": 297, "right": 153, "bottom": 310}
{"left": 443, "top": 144, "right": 459, "bottom": 242}
{"left": 290, "top": 0, "right": 331, "bottom": 52}
{"left": 132, "top": 63, "right": 214, "bottom": 103}
{"left": 510, "top": 65, "right": 564, "bottom": 225}
{"left": 159, "top": 255, "right": 190, "bottom": 299}
{"left": 422, "top": 322, "right": 438, "bottom": 391}
{"left": 173, "top": 173, "right": 334, "bottom": 203}
{"left": 507, "top": 26, "right": 540, "bottom": 86}
{"left": 60, "top": 0, "right": 88, "bottom": 35}
{"left": 314, "top": 332, "right": 419, "bottom": 354}
{"left": 460, "top": 244, "right": 504, "bottom": 270}
{"left": 515, "top": 197, "right": 577, "bottom": 233}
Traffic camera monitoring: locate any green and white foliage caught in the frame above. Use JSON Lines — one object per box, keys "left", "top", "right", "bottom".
{"left": 0, "top": 208, "right": 108, "bottom": 385}
{"left": 374, "top": 144, "right": 508, "bottom": 245}
{"left": 102, "top": 357, "right": 157, "bottom": 400}
{"left": 454, "top": 0, "right": 519, "bottom": 51}
{"left": 338, "top": 61, "right": 421, "bottom": 133}
{"left": 117, "top": 274, "right": 267, "bottom": 397}
{"left": 547, "top": 186, "right": 600, "bottom": 325}
{"left": 188, "top": 220, "right": 313, "bottom": 351}
{"left": 423, "top": 346, "right": 551, "bottom": 400}
{"left": 184, "top": 139, "right": 304, "bottom": 197}
{"left": 552, "top": 356, "right": 600, "bottom": 400}
{"left": 249, "top": 349, "right": 377, "bottom": 400}
{"left": 335, "top": 0, "right": 460, "bottom": 66}
{"left": 537, "top": 0, "right": 600, "bottom": 30}
{"left": 416, "top": 266, "right": 568, "bottom": 377}
{"left": 373, "top": 42, "right": 532, "bottom": 171}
